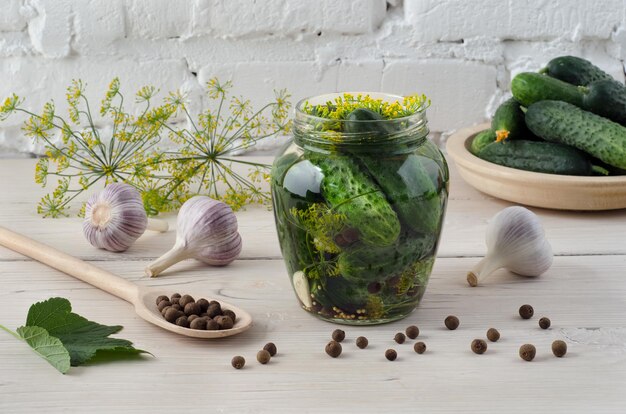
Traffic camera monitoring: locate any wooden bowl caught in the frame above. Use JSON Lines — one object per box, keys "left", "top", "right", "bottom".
{"left": 446, "top": 122, "right": 626, "bottom": 211}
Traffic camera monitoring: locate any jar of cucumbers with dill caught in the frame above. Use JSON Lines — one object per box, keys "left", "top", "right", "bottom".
{"left": 271, "top": 92, "right": 449, "bottom": 325}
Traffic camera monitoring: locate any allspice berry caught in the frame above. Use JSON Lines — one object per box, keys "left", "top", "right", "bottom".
{"left": 207, "top": 303, "right": 221, "bottom": 318}
{"left": 196, "top": 298, "right": 210, "bottom": 312}
{"left": 385, "top": 349, "right": 397, "bottom": 361}
{"left": 445, "top": 315, "right": 460, "bottom": 330}
{"left": 332, "top": 329, "right": 345, "bottom": 342}
{"left": 164, "top": 307, "right": 184, "bottom": 323}
{"left": 184, "top": 302, "right": 201, "bottom": 317}
{"left": 206, "top": 319, "right": 220, "bottom": 330}
{"left": 394, "top": 332, "right": 406, "bottom": 344}
{"left": 216, "top": 315, "right": 234, "bottom": 330}
{"left": 190, "top": 317, "right": 207, "bottom": 330}
{"left": 179, "top": 294, "right": 195, "bottom": 308}
{"left": 519, "top": 304, "right": 534, "bottom": 319}
{"left": 552, "top": 340, "right": 567, "bottom": 357}
{"left": 231, "top": 356, "right": 245, "bottom": 369}
{"left": 414, "top": 342, "right": 426, "bottom": 354}
{"left": 171, "top": 293, "right": 181, "bottom": 304}
{"left": 223, "top": 309, "right": 237, "bottom": 323}
{"left": 471, "top": 339, "right": 487, "bottom": 354}
{"left": 263, "top": 342, "right": 277, "bottom": 357}
{"left": 175, "top": 315, "right": 189, "bottom": 328}
{"left": 539, "top": 317, "right": 551, "bottom": 329}
{"left": 325, "top": 340, "right": 342, "bottom": 358}
{"left": 257, "top": 349, "right": 271, "bottom": 364}
{"left": 486, "top": 328, "right": 500, "bottom": 342}
{"left": 406, "top": 325, "right": 419, "bottom": 339}
{"left": 156, "top": 295, "right": 169, "bottom": 305}
{"left": 157, "top": 300, "right": 172, "bottom": 312}
{"left": 187, "top": 315, "right": 199, "bottom": 323}
{"left": 519, "top": 344, "right": 536, "bottom": 361}
{"left": 356, "top": 336, "right": 368, "bottom": 349}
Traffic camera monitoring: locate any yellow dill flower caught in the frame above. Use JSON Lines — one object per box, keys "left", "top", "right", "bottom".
{"left": 304, "top": 92, "right": 429, "bottom": 123}
{"left": 34, "top": 158, "right": 49, "bottom": 185}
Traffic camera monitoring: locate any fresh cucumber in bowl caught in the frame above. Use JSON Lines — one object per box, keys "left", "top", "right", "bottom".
{"left": 511, "top": 72, "right": 586, "bottom": 107}
{"left": 470, "top": 129, "right": 496, "bottom": 155}
{"left": 583, "top": 79, "right": 626, "bottom": 126}
{"left": 525, "top": 100, "right": 626, "bottom": 169}
{"left": 541, "top": 55, "right": 614, "bottom": 86}
{"left": 478, "top": 140, "right": 606, "bottom": 176}
{"left": 491, "top": 98, "right": 532, "bottom": 142}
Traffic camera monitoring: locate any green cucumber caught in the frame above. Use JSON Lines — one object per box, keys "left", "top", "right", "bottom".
{"left": 541, "top": 55, "right": 613, "bottom": 86}
{"left": 313, "top": 156, "right": 401, "bottom": 246}
{"left": 511, "top": 72, "right": 585, "bottom": 108}
{"left": 491, "top": 98, "right": 529, "bottom": 141}
{"left": 344, "top": 108, "right": 396, "bottom": 135}
{"left": 470, "top": 129, "right": 496, "bottom": 155}
{"left": 313, "top": 276, "right": 370, "bottom": 313}
{"left": 360, "top": 154, "right": 442, "bottom": 234}
{"left": 583, "top": 79, "right": 626, "bottom": 126}
{"left": 337, "top": 232, "right": 436, "bottom": 283}
{"left": 513, "top": 73, "right": 626, "bottom": 126}
{"left": 525, "top": 100, "right": 626, "bottom": 169}
{"left": 478, "top": 140, "right": 598, "bottom": 176}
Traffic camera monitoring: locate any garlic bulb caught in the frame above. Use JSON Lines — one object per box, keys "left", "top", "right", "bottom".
{"left": 145, "top": 196, "right": 241, "bottom": 277}
{"left": 83, "top": 183, "right": 168, "bottom": 252}
{"left": 467, "top": 206, "right": 553, "bottom": 287}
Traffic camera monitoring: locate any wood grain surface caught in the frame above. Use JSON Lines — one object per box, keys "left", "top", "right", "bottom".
{"left": 0, "top": 157, "right": 625, "bottom": 413}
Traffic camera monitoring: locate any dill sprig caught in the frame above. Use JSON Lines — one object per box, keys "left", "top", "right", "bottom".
{"left": 0, "top": 79, "right": 174, "bottom": 217}
{"left": 147, "top": 78, "right": 292, "bottom": 213}
{"left": 0, "top": 78, "right": 292, "bottom": 217}
{"left": 289, "top": 203, "right": 346, "bottom": 254}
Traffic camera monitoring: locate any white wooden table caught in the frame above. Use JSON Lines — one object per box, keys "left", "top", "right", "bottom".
{"left": 1, "top": 157, "right": 625, "bottom": 413}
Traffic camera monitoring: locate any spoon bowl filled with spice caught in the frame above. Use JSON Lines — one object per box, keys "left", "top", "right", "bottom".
{"left": 0, "top": 226, "right": 253, "bottom": 339}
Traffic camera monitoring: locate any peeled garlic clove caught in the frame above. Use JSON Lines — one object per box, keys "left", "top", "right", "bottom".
{"left": 83, "top": 183, "right": 168, "bottom": 252}
{"left": 467, "top": 206, "right": 553, "bottom": 287}
{"left": 145, "top": 196, "right": 242, "bottom": 277}
{"left": 292, "top": 271, "right": 312, "bottom": 309}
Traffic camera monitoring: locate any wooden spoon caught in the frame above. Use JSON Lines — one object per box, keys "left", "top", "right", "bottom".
{"left": 0, "top": 226, "right": 252, "bottom": 339}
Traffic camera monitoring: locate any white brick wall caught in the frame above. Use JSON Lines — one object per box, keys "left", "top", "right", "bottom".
{"left": 1, "top": 0, "right": 625, "bottom": 155}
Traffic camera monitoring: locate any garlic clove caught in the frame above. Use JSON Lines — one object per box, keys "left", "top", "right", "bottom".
{"left": 145, "top": 196, "right": 242, "bottom": 277}
{"left": 292, "top": 271, "right": 312, "bottom": 309}
{"left": 83, "top": 183, "right": 167, "bottom": 252}
{"left": 467, "top": 206, "right": 553, "bottom": 287}
{"left": 147, "top": 218, "right": 169, "bottom": 233}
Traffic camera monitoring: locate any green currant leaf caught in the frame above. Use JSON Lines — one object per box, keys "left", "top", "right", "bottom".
{"left": 26, "top": 297, "right": 147, "bottom": 366}
{"left": 15, "top": 326, "right": 71, "bottom": 374}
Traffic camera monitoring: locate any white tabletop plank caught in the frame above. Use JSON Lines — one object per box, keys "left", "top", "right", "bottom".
{"left": 0, "top": 257, "right": 624, "bottom": 413}
{"left": 1, "top": 158, "right": 626, "bottom": 261}
{"left": 1, "top": 157, "right": 626, "bottom": 413}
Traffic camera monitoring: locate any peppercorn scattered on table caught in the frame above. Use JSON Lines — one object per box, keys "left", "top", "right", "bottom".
{"left": 1, "top": 157, "right": 625, "bottom": 413}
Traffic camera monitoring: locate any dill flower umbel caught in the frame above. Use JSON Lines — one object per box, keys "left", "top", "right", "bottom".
{"left": 302, "top": 93, "right": 430, "bottom": 122}
{"left": 0, "top": 77, "right": 291, "bottom": 217}
{"left": 1, "top": 79, "right": 175, "bottom": 217}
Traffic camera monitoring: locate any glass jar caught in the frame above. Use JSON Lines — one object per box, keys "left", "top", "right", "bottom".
{"left": 271, "top": 93, "right": 449, "bottom": 325}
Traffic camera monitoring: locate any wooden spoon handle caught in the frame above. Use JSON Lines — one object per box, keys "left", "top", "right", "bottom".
{"left": 0, "top": 226, "right": 139, "bottom": 303}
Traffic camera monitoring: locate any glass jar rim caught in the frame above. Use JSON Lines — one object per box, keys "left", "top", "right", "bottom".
{"left": 293, "top": 92, "right": 429, "bottom": 152}
{"left": 294, "top": 92, "right": 427, "bottom": 124}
